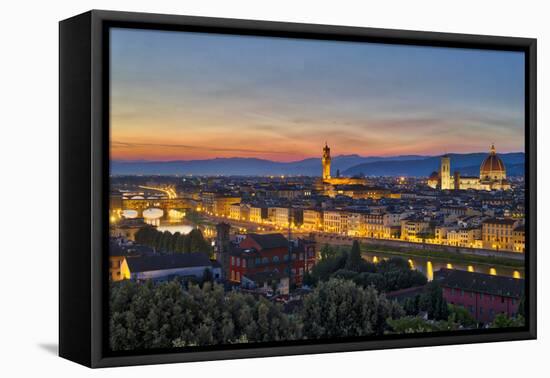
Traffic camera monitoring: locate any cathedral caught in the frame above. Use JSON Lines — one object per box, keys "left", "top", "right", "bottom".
{"left": 427, "top": 144, "right": 511, "bottom": 191}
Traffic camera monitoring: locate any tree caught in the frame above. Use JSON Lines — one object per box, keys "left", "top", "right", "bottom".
{"left": 447, "top": 304, "right": 477, "bottom": 328}
{"left": 345, "top": 240, "right": 362, "bottom": 271}
{"left": 109, "top": 279, "right": 302, "bottom": 351}
{"left": 300, "top": 278, "right": 403, "bottom": 339}
{"left": 320, "top": 244, "right": 336, "bottom": 260}
{"left": 490, "top": 313, "right": 525, "bottom": 328}
{"left": 420, "top": 281, "right": 448, "bottom": 321}
{"left": 188, "top": 228, "right": 210, "bottom": 253}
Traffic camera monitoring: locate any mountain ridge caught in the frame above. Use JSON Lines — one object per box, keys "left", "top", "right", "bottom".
{"left": 110, "top": 152, "right": 525, "bottom": 177}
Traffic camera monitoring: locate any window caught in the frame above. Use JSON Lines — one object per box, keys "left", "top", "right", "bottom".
{"left": 242, "top": 259, "right": 246, "bottom": 268}
{"left": 262, "top": 257, "right": 268, "bottom": 264}
{"left": 236, "top": 257, "right": 240, "bottom": 267}
{"left": 231, "top": 270, "right": 235, "bottom": 281}
{"left": 236, "top": 272, "right": 240, "bottom": 282}
{"left": 273, "top": 256, "right": 280, "bottom": 263}
{"left": 255, "top": 257, "right": 261, "bottom": 265}
{"left": 231, "top": 256, "right": 235, "bottom": 265}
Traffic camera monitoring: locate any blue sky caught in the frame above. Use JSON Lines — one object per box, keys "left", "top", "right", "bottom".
{"left": 110, "top": 27, "right": 525, "bottom": 162}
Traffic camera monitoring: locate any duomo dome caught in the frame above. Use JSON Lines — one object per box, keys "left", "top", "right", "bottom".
{"left": 480, "top": 144, "right": 506, "bottom": 181}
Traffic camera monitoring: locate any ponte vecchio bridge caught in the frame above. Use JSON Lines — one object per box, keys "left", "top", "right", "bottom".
{"left": 121, "top": 197, "right": 191, "bottom": 217}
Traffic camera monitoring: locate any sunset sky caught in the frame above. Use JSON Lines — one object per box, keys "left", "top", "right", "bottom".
{"left": 110, "top": 28, "right": 525, "bottom": 162}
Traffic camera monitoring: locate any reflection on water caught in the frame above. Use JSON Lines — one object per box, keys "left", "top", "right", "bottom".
{"left": 157, "top": 224, "right": 194, "bottom": 234}
{"left": 156, "top": 223, "right": 217, "bottom": 238}
{"left": 363, "top": 252, "right": 523, "bottom": 281}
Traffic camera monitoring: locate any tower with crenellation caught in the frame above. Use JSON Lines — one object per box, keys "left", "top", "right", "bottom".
{"left": 322, "top": 142, "right": 331, "bottom": 180}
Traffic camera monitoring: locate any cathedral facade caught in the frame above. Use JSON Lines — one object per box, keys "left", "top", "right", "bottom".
{"left": 427, "top": 144, "right": 511, "bottom": 191}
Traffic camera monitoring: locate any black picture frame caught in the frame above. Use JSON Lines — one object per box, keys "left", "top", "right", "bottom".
{"left": 59, "top": 9, "right": 537, "bottom": 368}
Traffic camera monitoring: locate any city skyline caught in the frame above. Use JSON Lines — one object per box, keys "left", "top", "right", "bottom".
{"left": 111, "top": 28, "right": 525, "bottom": 162}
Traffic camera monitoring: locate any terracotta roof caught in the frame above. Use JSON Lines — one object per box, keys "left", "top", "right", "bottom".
{"left": 434, "top": 268, "right": 524, "bottom": 298}
{"left": 480, "top": 145, "right": 506, "bottom": 174}
{"left": 247, "top": 233, "right": 289, "bottom": 249}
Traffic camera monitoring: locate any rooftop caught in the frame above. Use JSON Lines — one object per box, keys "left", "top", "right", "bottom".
{"left": 246, "top": 233, "right": 289, "bottom": 250}
{"left": 125, "top": 252, "right": 213, "bottom": 273}
{"left": 434, "top": 268, "right": 524, "bottom": 298}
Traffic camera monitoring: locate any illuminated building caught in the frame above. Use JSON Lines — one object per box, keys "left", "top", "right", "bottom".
{"left": 427, "top": 144, "right": 511, "bottom": 191}
{"left": 272, "top": 207, "right": 290, "bottom": 228}
{"left": 323, "top": 210, "right": 348, "bottom": 234}
{"left": 303, "top": 209, "right": 323, "bottom": 231}
{"left": 212, "top": 195, "right": 241, "bottom": 217}
{"left": 481, "top": 218, "right": 519, "bottom": 251}
{"left": 447, "top": 227, "right": 482, "bottom": 248}
{"left": 400, "top": 219, "right": 430, "bottom": 241}
{"left": 317, "top": 143, "right": 368, "bottom": 192}
{"left": 441, "top": 155, "right": 452, "bottom": 190}
{"left": 249, "top": 205, "right": 268, "bottom": 224}
{"left": 512, "top": 225, "right": 525, "bottom": 253}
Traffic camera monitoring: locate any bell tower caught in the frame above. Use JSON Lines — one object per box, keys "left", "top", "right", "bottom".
{"left": 440, "top": 155, "right": 451, "bottom": 190}
{"left": 322, "top": 142, "right": 331, "bottom": 180}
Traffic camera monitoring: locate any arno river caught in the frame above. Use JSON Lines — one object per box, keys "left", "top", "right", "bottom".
{"left": 362, "top": 251, "right": 523, "bottom": 280}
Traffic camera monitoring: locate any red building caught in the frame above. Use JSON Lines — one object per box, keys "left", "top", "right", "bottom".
{"left": 434, "top": 269, "right": 524, "bottom": 323}
{"left": 228, "top": 233, "right": 316, "bottom": 287}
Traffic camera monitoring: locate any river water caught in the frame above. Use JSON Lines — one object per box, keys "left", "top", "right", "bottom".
{"left": 362, "top": 251, "right": 523, "bottom": 281}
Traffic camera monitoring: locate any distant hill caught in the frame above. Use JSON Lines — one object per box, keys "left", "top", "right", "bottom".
{"left": 110, "top": 154, "right": 428, "bottom": 176}
{"left": 110, "top": 152, "right": 525, "bottom": 177}
{"left": 343, "top": 153, "right": 525, "bottom": 177}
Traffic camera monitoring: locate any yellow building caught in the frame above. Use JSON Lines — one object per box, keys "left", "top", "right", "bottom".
{"left": 323, "top": 210, "right": 348, "bottom": 234}
{"left": 213, "top": 196, "right": 241, "bottom": 217}
{"left": 447, "top": 228, "right": 482, "bottom": 248}
{"left": 272, "top": 207, "right": 290, "bottom": 228}
{"left": 303, "top": 209, "right": 323, "bottom": 231}
{"left": 482, "top": 218, "right": 518, "bottom": 251}
{"left": 512, "top": 225, "right": 525, "bottom": 253}
{"left": 249, "top": 206, "right": 267, "bottom": 224}
{"left": 229, "top": 203, "right": 242, "bottom": 220}
{"left": 400, "top": 219, "right": 430, "bottom": 242}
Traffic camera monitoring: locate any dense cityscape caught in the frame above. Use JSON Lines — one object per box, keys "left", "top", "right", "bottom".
{"left": 108, "top": 143, "right": 526, "bottom": 351}
{"left": 107, "top": 28, "right": 526, "bottom": 351}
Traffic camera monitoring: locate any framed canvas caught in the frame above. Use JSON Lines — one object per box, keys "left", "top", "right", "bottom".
{"left": 59, "top": 10, "right": 537, "bottom": 368}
